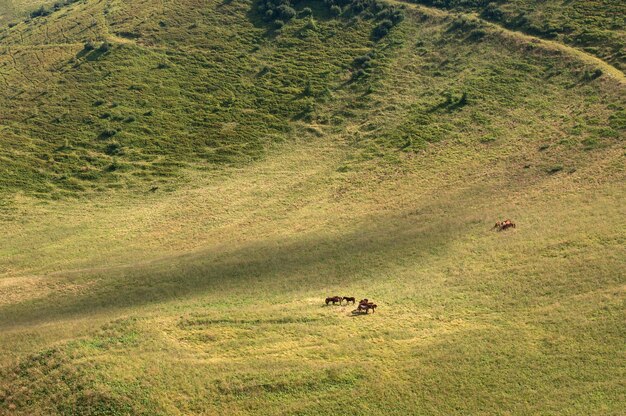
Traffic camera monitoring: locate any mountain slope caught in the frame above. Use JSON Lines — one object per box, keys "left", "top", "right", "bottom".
{"left": 406, "top": 0, "right": 626, "bottom": 71}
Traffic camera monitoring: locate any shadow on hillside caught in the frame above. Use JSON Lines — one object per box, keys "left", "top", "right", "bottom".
{"left": 0, "top": 193, "right": 475, "bottom": 328}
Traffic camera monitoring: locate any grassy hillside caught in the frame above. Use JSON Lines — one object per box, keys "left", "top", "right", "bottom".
{"left": 1, "top": 0, "right": 625, "bottom": 414}
{"left": 1, "top": 0, "right": 397, "bottom": 196}
{"left": 0, "top": 0, "right": 57, "bottom": 26}
{"left": 407, "top": 0, "right": 626, "bottom": 71}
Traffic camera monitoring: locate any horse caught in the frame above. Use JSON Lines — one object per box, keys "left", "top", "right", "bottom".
{"left": 500, "top": 221, "right": 516, "bottom": 230}
{"left": 342, "top": 296, "right": 356, "bottom": 304}
{"left": 357, "top": 302, "right": 377, "bottom": 313}
{"left": 493, "top": 219, "right": 516, "bottom": 231}
{"left": 325, "top": 296, "right": 342, "bottom": 305}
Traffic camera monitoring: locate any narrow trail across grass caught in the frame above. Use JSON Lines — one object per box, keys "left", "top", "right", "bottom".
{"left": 391, "top": 0, "right": 626, "bottom": 84}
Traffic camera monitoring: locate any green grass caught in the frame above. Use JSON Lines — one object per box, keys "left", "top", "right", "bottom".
{"left": 1, "top": 0, "right": 625, "bottom": 414}
{"left": 405, "top": 0, "right": 626, "bottom": 71}
{"left": 0, "top": 0, "right": 52, "bottom": 26}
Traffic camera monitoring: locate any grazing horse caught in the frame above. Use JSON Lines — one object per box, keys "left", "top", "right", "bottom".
{"left": 493, "top": 219, "right": 516, "bottom": 231}
{"left": 325, "top": 296, "right": 342, "bottom": 305}
{"left": 500, "top": 221, "right": 515, "bottom": 230}
{"left": 357, "top": 302, "right": 377, "bottom": 313}
{"left": 342, "top": 296, "right": 356, "bottom": 304}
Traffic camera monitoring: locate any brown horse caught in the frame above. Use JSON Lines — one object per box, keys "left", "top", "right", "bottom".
{"left": 493, "top": 219, "right": 516, "bottom": 231}
{"left": 342, "top": 296, "right": 356, "bottom": 304}
{"left": 357, "top": 302, "right": 377, "bottom": 313}
{"left": 325, "top": 296, "right": 342, "bottom": 305}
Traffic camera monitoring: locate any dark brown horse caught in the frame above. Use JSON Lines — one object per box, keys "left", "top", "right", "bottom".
{"left": 325, "top": 296, "right": 342, "bottom": 305}
{"left": 342, "top": 296, "right": 356, "bottom": 304}
{"left": 357, "top": 302, "right": 377, "bottom": 313}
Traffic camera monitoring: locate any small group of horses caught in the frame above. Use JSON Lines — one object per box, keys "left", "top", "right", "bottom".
{"left": 493, "top": 219, "right": 516, "bottom": 231}
{"left": 325, "top": 296, "right": 378, "bottom": 314}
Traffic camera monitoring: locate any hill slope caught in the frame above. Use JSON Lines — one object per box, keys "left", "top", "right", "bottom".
{"left": 1, "top": 0, "right": 625, "bottom": 414}
{"left": 406, "top": 0, "right": 626, "bottom": 71}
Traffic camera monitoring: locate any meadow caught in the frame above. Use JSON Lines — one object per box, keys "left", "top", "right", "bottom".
{"left": 0, "top": 0, "right": 624, "bottom": 414}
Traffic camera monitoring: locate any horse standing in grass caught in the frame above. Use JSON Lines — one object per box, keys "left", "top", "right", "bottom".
{"left": 357, "top": 302, "right": 377, "bottom": 313}
{"left": 342, "top": 296, "right": 356, "bottom": 305}
{"left": 325, "top": 296, "right": 342, "bottom": 305}
{"left": 493, "top": 219, "right": 516, "bottom": 231}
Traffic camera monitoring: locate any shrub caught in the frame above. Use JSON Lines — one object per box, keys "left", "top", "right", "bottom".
{"left": 352, "top": 68, "right": 366, "bottom": 80}
{"left": 277, "top": 5, "right": 296, "bottom": 20}
{"left": 303, "top": 80, "right": 312, "bottom": 96}
{"left": 582, "top": 68, "right": 603, "bottom": 81}
{"left": 448, "top": 16, "right": 480, "bottom": 32}
{"left": 547, "top": 165, "right": 563, "bottom": 174}
{"left": 353, "top": 53, "right": 374, "bottom": 68}
{"left": 377, "top": 7, "right": 404, "bottom": 24}
{"left": 98, "top": 41, "right": 111, "bottom": 53}
{"left": 298, "top": 7, "right": 312, "bottom": 18}
{"left": 457, "top": 92, "right": 467, "bottom": 106}
{"left": 373, "top": 19, "right": 393, "bottom": 40}
{"left": 468, "top": 29, "right": 486, "bottom": 41}
{"left": 106, "top": 159, "right": 120, "bottom": 172}
{"left": 481, "top": 3, "right": 503, "bottom": 20}
{"left": 330, "top": 5, "right": 342, "bottom": 16}
{"left": 100, "top": 129, "right": 117, "bottom": 139}
{"left": 105, "top": 142, "right": 123, "bottom": 155}
{"left": 30, "top": 6, "right": 50, "bottom": 18}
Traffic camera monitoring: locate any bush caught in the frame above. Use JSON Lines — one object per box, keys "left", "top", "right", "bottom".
{"left": 330, "top": 5, "right": 342, "bottom": 16}
{"left": 100, "top": 129, "right": 117, "bottom": 139}
{"left": 373, "top": 19, "right": 393, "bottom": 40}
{"left": 377, "top": 7, "right": 404, "bottom": 24}
{"left": 98, "top": 41, "right": 111, "bottom": 53}
{"left": 277, "top": 5, "right": 296, "bottom": 20}
{"left": 105, "top": 142, "right": 123, "bottom": 155}
{"left": 353, "top": 53, "right": 374, "bottom": 68}
{"left": 582, "top": 68, "right": 603, "bottom": 81}
{"left": 352, "top": 68, "right": 366, "bottom": 80}
{"left": 274, "top": 19, "right": 285, "bottom": 28}
{"left": 83, "top": 41, "right": 96, "bottom": 51}
{"left": 30, "top": 6, "right": 50, "bottom": 18}
{"left": 298, "top": 7, "right": 312, "bottom": 18}
{"left": 480, "top": 3, "right": 503, "bottom": 20}
{"left": 547, "top": 165, "right": 563, "bottom": 174}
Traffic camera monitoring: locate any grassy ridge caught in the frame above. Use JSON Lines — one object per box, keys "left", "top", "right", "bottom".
{"left": 0, "top": 0, "right": 625, "bottom": 414}
{"left": 405, "top": 0, "right": 626, "bottom": 71}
